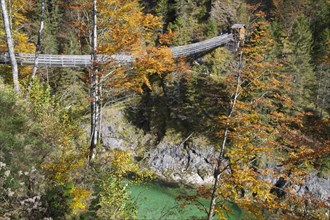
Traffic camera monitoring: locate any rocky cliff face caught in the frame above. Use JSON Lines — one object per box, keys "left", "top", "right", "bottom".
{"left": 101, "top": 108, "right": 330, "bottom": 205}
{"left": 144, "top": 138, "right": 218, "bottom": 186}
{"left": 297, "top": 175, "right": 330, "bottom": 204}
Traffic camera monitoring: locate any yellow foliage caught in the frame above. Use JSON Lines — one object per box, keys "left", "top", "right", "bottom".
{"left": 83, "top": 0, "right": 176, "bottom": 93}
{"left": 0, "top": 0, "right": 34, "bottom": 53}
{"left": 98, "top": 0, "right": 162, "bottom": 55}
{"left": 213, "top": 15, "right": 317, "bottom": 219}
{"left": 41, "top": 149, "right": 86, "bottom": 184}
{"left": 0, "top": 0, "right": 35, "bottom": 81}
{"left": 98, "top": 149, "right": 154, "bottom": 181}
{"left": 70, "top": 187, "right": 91, "bottom": 214}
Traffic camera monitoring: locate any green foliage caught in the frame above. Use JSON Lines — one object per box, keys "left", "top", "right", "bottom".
{"left": 206, "top": 47, "right": 236, "bottom": 78}
{"left": 270, "top": 21, "right": 285, "bottom": 57}
{"left": 206, "top": 18, "right": 218, "bottom": 37}
{"left": 168, "top": 16, "right": 200, "bottom": 45}
{"left": 283, "top": 15, "right": 315, "bottom": 108}
{"left": 1, "top": 0, "right": 329, "bottom": 219}
{"left": 43, "top": 184, "right": 73, "bottom": 218}
{"left": 0, "top": 79, "right": 47, "bottom": 171}
{"left": 165, "top": 0, "right": 216, "bottom": 45}
{"left": 0, "top": 79, "right": 90, "bottom": 219}
{"left": 28, "top": 79, "right": 52, "bottom": 115}
{"left": 0, "top": 80, "right": 48, "bottom": 218}
{"left": 53, "top": 68, "right": 88, "bottom": 116}
{"left": 82, "top": 151, "right": 143, "bottom": 220}
{"left": 95, "top": 173, "right": 136, "bottom": 220}
{"left": 317, "top": 157, "right": 330, "bottom": 178}
{"left": 156, "top": 0, "right": 171, "bottom": 22}
{"left": 306, "top": 0, "right": 330, "bottom": 63}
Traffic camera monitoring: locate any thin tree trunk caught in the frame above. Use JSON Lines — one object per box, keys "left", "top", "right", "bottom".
{"left": 89, "top": 0, "right": 99, "bottom": 162}
{"left": 1, "top": 0, "right": 19, "bottom": 93}
{"left": 207, "top": 52, "right": 243, "bottom": 219}
{"left": 7, "top": 0, "right": 11, "bottom": 27}
{"left": 28, "top": 0, "right": 45, "bottom": 89}
{"left": 98, "top": 75, "right": 102, "bottom": 144}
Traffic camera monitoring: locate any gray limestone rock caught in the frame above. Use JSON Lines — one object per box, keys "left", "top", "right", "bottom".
{"left": 100, "top": 108, "right": 330, "bottom": 205}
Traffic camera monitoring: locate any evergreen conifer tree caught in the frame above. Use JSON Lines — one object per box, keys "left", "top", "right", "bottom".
{"left": 284, "top": 15, "right": 315, "bottom": 108}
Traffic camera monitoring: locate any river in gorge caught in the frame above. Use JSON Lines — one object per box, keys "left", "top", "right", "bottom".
{"left": 128, "top": 181, "right": 244, "bottom": 220}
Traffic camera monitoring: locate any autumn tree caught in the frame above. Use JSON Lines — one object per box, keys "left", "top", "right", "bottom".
{"left": 0, "top": 0, "right": 19, "bottom": 92}
{"left": 85, "top": 0, "right": 175, "bottom": 160}
{"left": 207, "top": 14, "right": 327, "bottom": 219}
{"left": 0, "top": 0, "right": 35, "bottom": 92}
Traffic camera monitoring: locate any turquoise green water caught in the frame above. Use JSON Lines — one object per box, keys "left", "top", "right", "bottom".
{"left": 128, "top": 182, "right": 243, "bottom": 220}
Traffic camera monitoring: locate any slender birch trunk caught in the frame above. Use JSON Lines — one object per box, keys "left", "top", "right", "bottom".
{"left": 1, "top": 0, "right": 19, "bottom": 93}
{"left": 207, "top": 52, "right": 243, "bottom": 219}
{"left": 7, "top": 0, "right": 11, "bottom": 27}
{"left": 28, "top": 0, "right": 45, "bottom": 89}
{"left": 89, "top": 0, "right": 99, "bottom": 162}
{"left": 98, "top": 75, "right": 102, "bottom": 144}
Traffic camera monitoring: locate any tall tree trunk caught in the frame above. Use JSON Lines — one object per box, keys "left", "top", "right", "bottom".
{"left": 28, "top": 0, "right": 46, "bottom": 89}
{"left": 207, "top": 52, "right": 242, "bottom": 219}
{"left": 1, "top": 0, "right": 19, "bottom": 93}
{"left": 89, "top": 0, "right": 99, "bottom": 162}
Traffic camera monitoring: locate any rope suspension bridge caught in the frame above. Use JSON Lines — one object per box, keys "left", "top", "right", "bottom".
{"left": 0, "top": 33, "right": 236, "bottom": 68}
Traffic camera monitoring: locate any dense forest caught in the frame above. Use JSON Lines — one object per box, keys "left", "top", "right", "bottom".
{"left": 0, "top": 0, "right": 329, "bottom": 219}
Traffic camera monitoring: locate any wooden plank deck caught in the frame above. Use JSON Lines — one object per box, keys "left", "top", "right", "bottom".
{"left": 0, "top": 33, "right": 233, "bottom": 68}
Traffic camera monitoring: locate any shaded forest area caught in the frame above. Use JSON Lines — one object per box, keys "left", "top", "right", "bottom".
{"left": 0, "top": 0, "right": 329, "bottom": 219}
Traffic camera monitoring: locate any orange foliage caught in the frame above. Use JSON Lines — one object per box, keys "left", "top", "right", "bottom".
{"left": 64, "top": 0, "right": 175, "bottom": 92}
{"left": 158, "top": 30, "right": 176, "bottom": 46}
{"left": 0, "top": 0, "right": 35, "bottom": 79}
{"left": 214, "top": 14, "right": 327, "bottom": 219}
{"left": 97, "top": 0, "right": 162, "bottom": 55}
{"left": 88, "top": 0, "right": 176, "bottom": 92}
{"left": 0, "top": 0, "right": 34, "bottom": 53}
{"left": 132, "top": 46, "right": 174, "bottom": 90}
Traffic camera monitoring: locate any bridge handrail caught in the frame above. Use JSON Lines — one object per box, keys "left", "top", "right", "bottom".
{"left": 0, "top": 33, "right": 234, "bottom": 68}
